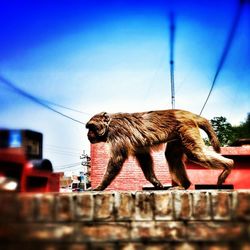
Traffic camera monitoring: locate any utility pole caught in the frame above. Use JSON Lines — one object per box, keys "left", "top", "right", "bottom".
{"left": 80, "top": 150, "right": 91, "bottom": 190}
{"left": 169, "top": 12, "right": 175, "bottom": 109}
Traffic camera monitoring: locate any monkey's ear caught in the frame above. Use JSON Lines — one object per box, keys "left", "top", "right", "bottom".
{"left": 95, "top": 112, "right": 110, "bottom": 137}
{"left": 102, "top": 112, "right": 110, "bottom": 124}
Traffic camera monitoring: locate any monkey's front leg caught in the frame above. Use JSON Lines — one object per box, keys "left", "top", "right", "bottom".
{"left": 93, "top": 153, "right": 127, "bottom": 191}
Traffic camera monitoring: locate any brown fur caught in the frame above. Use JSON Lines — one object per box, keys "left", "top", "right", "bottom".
{"left": 86, "top": 109, "right": 234, "bottom": 190}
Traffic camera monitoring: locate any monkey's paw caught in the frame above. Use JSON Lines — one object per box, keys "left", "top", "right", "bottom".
{"left": 92, "top": 185, "right": 105, "bottom": 191}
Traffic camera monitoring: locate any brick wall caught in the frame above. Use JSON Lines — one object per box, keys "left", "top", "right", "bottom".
{"left": 90, "top": 143, "right": 171, "bottom": 190}
{"left": 0, "top": 190, "right": 249, "bottom": 249}
{"left": 90, "top": 144, "right": 250, "bottom": 190}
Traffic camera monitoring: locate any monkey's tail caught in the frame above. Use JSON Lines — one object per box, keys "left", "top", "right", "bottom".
{"left": 196, "top": 116, "right": 221, "bottom": 153}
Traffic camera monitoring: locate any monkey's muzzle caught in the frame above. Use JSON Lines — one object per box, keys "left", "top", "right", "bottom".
{"left": 87, "top": 131, "right": 98, "bottom": 144}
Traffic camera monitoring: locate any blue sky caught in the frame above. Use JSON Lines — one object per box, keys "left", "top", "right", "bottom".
{"left": 0, "top": 0, "right": 249, "bottom": 173}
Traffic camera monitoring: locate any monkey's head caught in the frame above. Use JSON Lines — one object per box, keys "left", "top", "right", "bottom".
{"left": 86, "top": 112, "right": 111, "bottom": 144}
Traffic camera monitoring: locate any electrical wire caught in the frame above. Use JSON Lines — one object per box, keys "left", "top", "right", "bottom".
{"left": 0, "top": 75, "right": 86, "bottom": 125}
{"left": 40, "top": 99, "right": 91, "bottom": 115}
{"left": 44, "top": 145, "right": 82, "bottom": 153}
{"left": 45, "top": 144, "right": 82, "bottom": 151}
{"left": 199, "top": 1, "right": 244, "bottom": 115}
{"left": 55, "top": 161, "right": 82, "bottom": 168}
{"left": 45, "top": 144, "right": 82, "bottom": 153}
{"left": 44, "top": 149, "right": 82, "bottom": 157}
{"left": 169, "top": 12, "right": 176, "bottom": 109}
{"left": 55, "top": 162, "right": 83, "bottom": 170}
{"left": 0, "top": 76, "right": 91, "bottom": 115}
{"left": 55, "top": 162, "right": 81, "bottom": 169}
{"left": 144, "top": 54, "right": 166, "bottom": 100}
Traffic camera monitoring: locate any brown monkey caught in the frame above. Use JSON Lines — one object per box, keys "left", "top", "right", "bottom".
{"left": 86, "top": 109, "right": 234, "bottom": 191}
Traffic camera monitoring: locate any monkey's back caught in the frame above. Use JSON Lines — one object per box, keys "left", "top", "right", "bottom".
{"left": 107, "top": 109, "right": 198, "bottom": 150}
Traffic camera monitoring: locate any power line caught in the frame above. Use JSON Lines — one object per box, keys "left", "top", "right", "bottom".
{"left": 0, "top": 75, "right": 86, "bottom": 125}
{"left": 56, "top": 162, "right": 82, "bottom": 168}
{"left": 55, "top": 162, "right": 83, "bottom": 170}
{"left": 44, "top": 149, "right": 81, "bottom": 157}
{"left": 169, "top": 12, "right": 176, "bottom": 109}
{"left": 55, "top": 161, "right": 82, "bottom": 168}
{"left": 144, "top": 53, "right": 166, "bottom": 99}
{"left": 1, "top": 76, "right": 91, "bottom": 116}
{"left": 45, "top": 144, "right": 83, "bottom": 154}
{"left": 40, "top": 99, "right": 91, "bottom": 115}
{"left": 199, "top": 1, "right": 244, "bottom": 115}
{"left": 45, "top": 144, "right": 82, "bottom": 151}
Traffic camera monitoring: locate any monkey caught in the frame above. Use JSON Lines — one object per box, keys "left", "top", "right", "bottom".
{"left": 86, "top": 109, "right": 234, "bottom": 191}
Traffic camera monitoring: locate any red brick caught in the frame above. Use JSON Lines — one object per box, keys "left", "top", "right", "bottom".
{"left": 154, "top": 191, "right": 174, "bottom": 220}
{"left": 17, "top": 193, "right": 36, "bottom": 221}
{"left": 76, "top": 222, "right": 129, "bottom": 242}
{"left": 55, "top": 194, "right": 74, "bottom": 221}
{"left": 89, "top": 243, "right": 115, "bottom": 250}
{"left": 187, "top": 222, "right": 248, "bottom": 241}
{"left": 192, "top": 191, "right": 211, "bottom": 220}
{"left": 0, "top": 243, "right": 90, "bottom": 250}
{"left": 154, "top": 221, "right": 186, "bottom": 240}
{"left": 115, "top": 192, "right": 135, "bottom": 220}
{"left": 233, "top": 191, "right": 250, "bottom": 220}
{"left": 174, "top": 191, "right": 192, "bottom": 220}
{"left": 36, "top": 194, "right": 55, "bottom": 221}
{"left": 0, "top": 193, "right": 18, "bottom": 222}
{"left": 130, "top": 221, "right": 155, "bottom": 240}
{"left": 173, "top": 243, "right": 199, "bottom": 250}
{"left": 135, "top": 192, "right": 154, "bottom": 220}
{"left": 94, "top": 192, "right": 114, "bottom": 220}
{"left": 203, "top": 243, "right": 231, "bottom": 250}
{"left": 40, "top": 244, "right": 89, "bottom": 250}
{"left": 131, "top": 221, "right": 186, "bottom": 241}
{"left": 120, "top": 243, "right": 171, "bottom": 250}
{"left": 75, "top": 193, "right": 94, "bottom": 221}
{"left": 0, "top": 223, "right": 75, "bottom": 242}
{"left": 26, "top": 224, "right": 75, "bottom": 242}
{"left": 211, "top": 192, "right": 232, "bottom": 220}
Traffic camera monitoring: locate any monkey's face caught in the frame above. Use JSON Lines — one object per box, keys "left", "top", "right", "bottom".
{"left": 86, "top": 112, "right": 110, "bottom": 144}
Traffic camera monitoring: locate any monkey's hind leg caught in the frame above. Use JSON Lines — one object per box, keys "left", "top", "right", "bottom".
{"left": 135, "top": 150, "right": 163, "bottom": 189}
{"left": 186, "top": 148, "right": 234, "bottom": 186}
{"left": 203, "top": 149, "right": 234, "bottom": 185}
{"left": 165, "top": 140, "right": 191, "bottom": 190}
{"left": 179, "top": 127, "right": 234, "bottom": 186}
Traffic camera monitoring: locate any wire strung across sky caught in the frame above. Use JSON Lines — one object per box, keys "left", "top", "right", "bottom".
{"left": 0, "top": 75, "right": 87, "bottom": 125}
{"left": 44, "top": 145, "right": 83, "bottom": 157}
{"left": 55, "top": 161, "right": 83, "bottom": 170}
{"left": 44, "top": 149, "right": 82, "bottom": 157}
{"left": 199, "top": 0, "right": 244, "bottom": 115}
{"left": 41, "top": 99, "right": 91, "bottom": 115}
{"left": 169, "top": 12, "right": 176, "bottom": 110}
{"left": 45, "top": 144, "right": 82, "bottom": 151}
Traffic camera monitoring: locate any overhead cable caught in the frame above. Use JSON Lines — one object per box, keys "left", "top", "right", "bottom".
{"left": 169, "top": 12, "right": 176, "bottom": 109}
{"left": 55, "top": 161, "right": 83, "bottom": 170}
{"left": 41, "top": 99, "right": 91, "bottom": 115}
{"left": 199, "top": 1, "right": 244, "bottom": 115}
{"left": 0, "top": 75, "right": 86, "bottom": 125}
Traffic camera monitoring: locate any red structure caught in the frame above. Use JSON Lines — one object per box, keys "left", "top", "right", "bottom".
{"left": 90, "top": 143, "right": 250, "bottom": 190}
{"left": 0, "top": 129, "right": 60, "bottom": 192}
{"left": 187, "top": 146, "right": 250, "bottom": 189}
